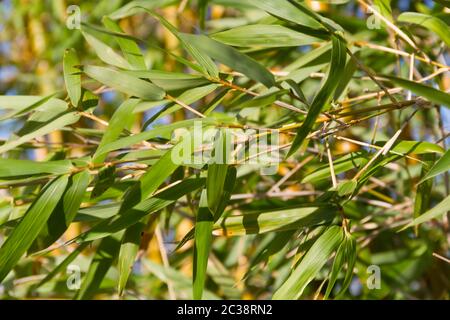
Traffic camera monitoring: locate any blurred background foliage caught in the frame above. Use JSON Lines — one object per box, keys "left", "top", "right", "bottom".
{"left": 0, "top": 0, "right": 449, "bottom": 300}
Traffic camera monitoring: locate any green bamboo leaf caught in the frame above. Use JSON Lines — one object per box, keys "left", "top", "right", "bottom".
{"left": 376, "top": 140, "right": 445, "bottom": 155}
{"left": 108, "top": 0, "right": 177, "bottom": 20}
{"left": 248, "top": 231, "right": 295, "bottom": 270}
{"left": 287, "top": 35, "right": 347, "bottom": 157}
{"left": 0, "top": 93, "right": 61, "bottom": 121}
{"left": 32, "top": 170, "right": 90, "bottom": 251}
{"left": 148, "top": 10, "right": 219, "bottom": 78}
{"left": 403, "top": 194, "right": 450, "bottom": 229}
{"left": 0, "top": 95, "right": 66, "bottom": 113}
{"left": 0, "top": 159, "right": 72, "bottom": 178}
{"left": 273, "top": 225, "right": 344, "bottom": 299}
{"left": 199, "top": 0, "right": 209, "bottom": 29}
{"left": 373, "top": 0, "right": 393, "bottom": 22}
{"left": 337, "top": 179, "right": 357, "bottom": 197}
{"left": 136, "top": 83, "right": 220, "bottom": 114}
{"left": 180, "top": 33, "right": 276, "bottom": 88}
{"left": 83, "top": 65, "right": 166, "bottom": 101}
{"left": 35, "top": 242, "right": 89, "bottom": 289}
{"left": 102, "top": 17, "right": 147, "bottom": 70}
{"left": 0, "top": 175, "right": 69, "bottom": 283}
{"left": 380, "top": 76, "right": 450, "bottom": 108}
{"left": 213, "top": 205, "right": 336, "bottom": 236}
{"left": 419, "top": 149, "right": 450, "bottom": 183}
{"left": 78, "top": 177, "right": 205, "bottom": 242}
{"left": 207, "top": 130, "right": 233, "bottom": 215}
{"left": 212, "top": 167, "right": 236, "bottom": 221}
{"left": 207, "top": 162, "right": 229, "bottom": 214}
{"left": 211, "top": 24, "right": 322, "bottom": 48}
{"left": 336, "top": 235, "right": 356, "bottom": 298}
{"left": 92, "top": 98, "right": 140, "bottom": 163}
{"left": 414, "top": 154, "right": 435, "bottom": 234}
{"left": 115, "top": 146, "right": 181, "bottom": 295}
{"left": 398, "top": 12, "right": 450, "bottom": 47}
{"left": 302, "top": 154, "right": 367, "bottom": 184}
{"left": 193, "top": 190, "right": 214, "bottom": 300}
{"left": 333, "top": 56, "right": 356, "bottom": 100}
{"left": 96, "top": 118, "right": 218, "bottom": 156}
{"left": 82, "top": 31, "right": 131, "bottom": 69}
{"left": 142, "top": 259, "right": 220, "bottom": 299}
{"left": 63, "top": 48, "right": 82, "bottom": 107}
{"left": 324, "top": 237, "right": 346, "bottom": 299}
{"left": 125, "top": 70, "right": 210, "bottom": 91}
{"left": 120, "top": 148, "right": 179, "bottom": 210}
{"left": 241, "top": 0, "right": 323, "bottom": 29}
{"left": 0, "top": 111, "right": 80, "bottom": 154}
{"left": 76, "top": 232, "right": 123, "bottom": 300}
{"left": 117, "top": 219, "right": 146, "bottom": 296}
{"left": 91, "top": 165, "right": 115, "bottom": 199}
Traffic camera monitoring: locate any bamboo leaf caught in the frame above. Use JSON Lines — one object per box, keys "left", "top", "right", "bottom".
{"left": 273, "top": 225, "right": 344, "bottom": 299}
{"left": 0, "top": 159, "right": 72, "bottom": 178}
{"left": 287, "top": 35, "right": 347, "bottom": 157}
{"left": 32, "top": 170, "right": 90, "bottom": 251}
{"left": 211, "top": 24, "right": 322, "bottom": 47}
{"left": 213, "top": 205, "right": 336, "bottom": 236}
{"left": 63, "top": 49, "right": 82, "bottom": 107}
{"left": 403, "top": 194, "right": 450, "bottom": 229}
{"left": 0, "top": 175, "right": 69, "bottom": 283}
{"left": 91, "top": 166, "right": 115, "bottom": 199}
{"left": 102, "top": 17, "right": 147, "bottom": 70}
{"left": 180, "top": 34, "right": 276, "bottom": 88}
{"left": 380, "top": 75, "right": 450, "bottom": 108}
{"left": 83, "top": 65, "right": 166, "bottom": 101}
{"left": 337, "top": 179, "right": 357, "bottom": 197}
{"left": 76, "top": 232, "right": 122, "bottom": 300}
{"left": 0, "top": 111, "right": 80, "bottom": 154}
{"left": 78, "top": 177, "right": 205, "bottom": 242}
{"left": 336, "top": 235, "right": 356, "bottom": 298}
{"left": 241, "top": 0, "right": 323, "bottom": 29}
{"left": 193, "top": 190, "right": 214, "bottom": 300}
{"left": 149, "top": 11, "right": 219, "bottom": 78}
{"left": 324, "top": 237, "right": 346, "bottom": 299}
{"left": 419, "top": 149, "right": 450, "bottom": 183}
{"left": 398, "top": 12, "right": 450, "bottom": 47}
{"left": 82, "top": 31, "right": 131, "bottom": 69}
{"left": 92, "top": 98, "right": 140, "bottom": 163}
{"left": 35, "top": 242, "right": 89, "bottom": 289}
{"left": 108, "top": 0, "right": 177, "bottom": 20}
{"left": 117, "top": 220, "right": 146, "bottom": 296}
{"left": 124, "top": 70, "right": 210, "bottom": 91}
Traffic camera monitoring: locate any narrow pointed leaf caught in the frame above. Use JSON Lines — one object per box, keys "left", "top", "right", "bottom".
{"left": 193, "top": 190, "right": 214, "bottom": 300}
{"left": 287, "top": 35, "right": 347, "bottom": 157}
{"left": 0, "top": 111, "right": 80, "bottom": 154}
{"left": 0, "top": 175, "right": 69, "bottom": 283}
{"left": 398, "top": 12, "right": 450, "bottom": 47}
{"left": 93, "top": 98, "right": 140, "bottom": 163}
{"left": 82, "top": 31, "right": 131, "bottom": 69}
{"left": 102, "top": 17, "right": 147, "bottom": 70}
{"left": 0, "top": 159, "right": 72, "bottom": 178}
{"left": 63, "top": 49, "right": 82, "bottom": 107}
{"left": 242, "top": 0, "right": 322, "bottom": 29}
{"left": 419, "top": 149, "right": 450, "bottom": 183}
{"left": 76, "top": 232, "right": 122, "bottom": 300}
{"left": 180, "top": 34, "right": 276, "bottom": 88}
{"left": 211, "top": 24, "right": 322, "bottom": 48}
{"left": 273, "top": 225, "right": 344, "bottom": 299}
{"left": 381, "top": 75, "right": 450, "bottom": 108}
{"left": 403, "top": 194, "right": 450, "bottom": 229}
{"left": 83, "top": 65, "right": 166, "bottom": 101}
